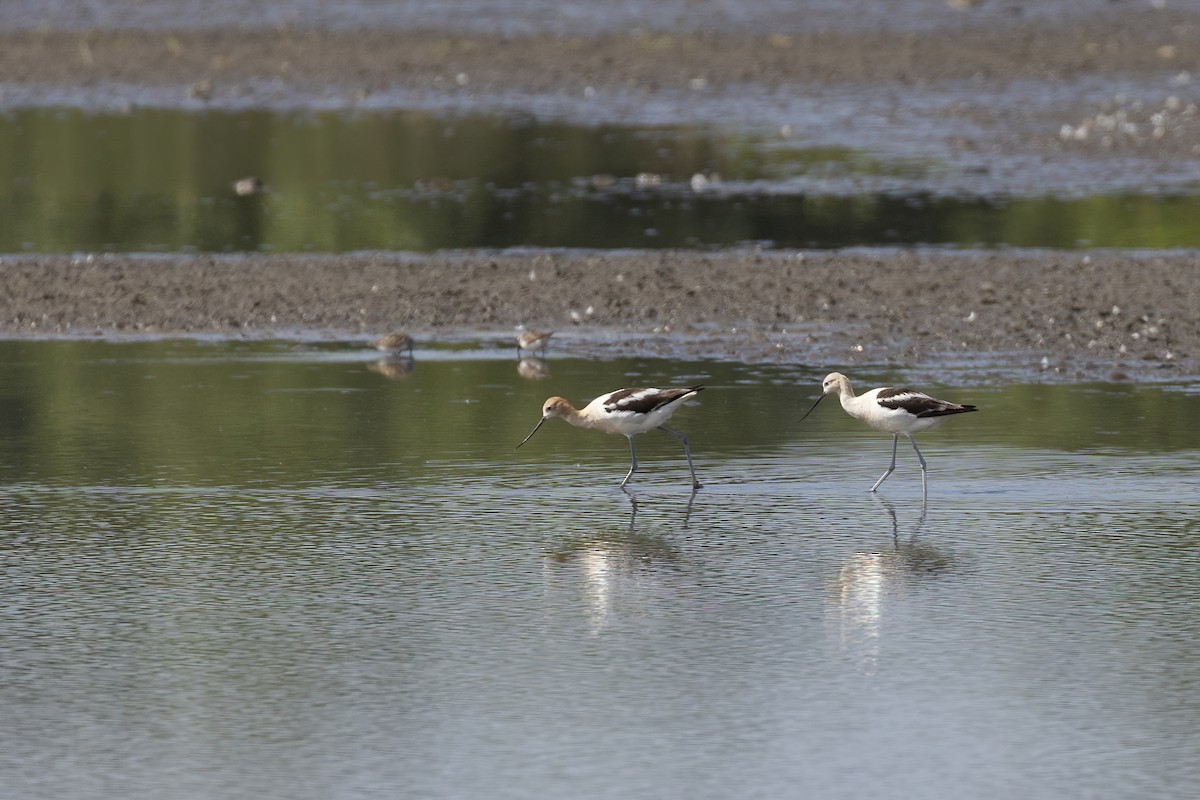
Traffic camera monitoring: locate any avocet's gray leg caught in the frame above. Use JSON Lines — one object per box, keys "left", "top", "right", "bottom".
{"left": 620, "top": 435, "right": 638, "bottom": 487}
{"left": 659, "top": 426, "right": 702, "bottom": 489}
{"left": 871, "top": 434, "right": 900, "bottom": 493}
{"left": 907, "top": 434, "right": 928, "bottom": 497}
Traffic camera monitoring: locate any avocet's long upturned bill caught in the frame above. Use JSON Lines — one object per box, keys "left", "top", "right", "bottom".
{"left": 517, "top": 386, "right": 704, "bottom": 488}
{"left": 799, "top": 372, "right": 977, "bottom": 494}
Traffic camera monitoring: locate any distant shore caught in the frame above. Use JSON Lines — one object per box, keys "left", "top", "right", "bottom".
{"left": 2, "top": 7, "right": 1198, "bottom": 380}
{"left": 2, "top": 9, "right": 1199, "bottom": 190}
{"left": 1, "top": 11, "right": 1194, "bottom": 100}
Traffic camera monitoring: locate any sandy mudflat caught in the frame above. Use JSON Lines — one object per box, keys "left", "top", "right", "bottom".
{"left": 1, "top": 9, "right": 1195, "bottom": 95}
{"left": 1, "top": 3, "right": 1198, "bottom": 378}
{"left": 1, "top": 250, "right": 1194, "bottom": 379}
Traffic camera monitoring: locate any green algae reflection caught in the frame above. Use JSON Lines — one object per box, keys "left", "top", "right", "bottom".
{"left": 2, "top": 107, "right": 1200, "bottom": 252}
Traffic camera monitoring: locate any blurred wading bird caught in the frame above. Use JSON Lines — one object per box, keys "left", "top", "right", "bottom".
{"left": 370, "top": 332, "right": 414, "bottom": 355}
{"left": 516, "top": 329, "right": 553, "bottom": 356}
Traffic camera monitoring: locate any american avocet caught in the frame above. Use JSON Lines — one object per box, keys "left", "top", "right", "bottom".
{"left": 516, "top": 328, "right": 553, "bottom": 356}
{"left": 799, "top": 372, "right": 977, "bottom": 494}
{"left": 517, "top": 386, "right": 704, "bottom": 488}
{"left": 370, "top": 332, "right": 414, "bottom": 355}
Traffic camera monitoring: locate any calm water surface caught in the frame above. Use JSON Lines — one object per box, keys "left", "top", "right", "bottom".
{"left": 4, "top": 108, "right": 1200, "bottom": 252}
{"left": 0, "top": 340, "right": 1198, "bottom": 799}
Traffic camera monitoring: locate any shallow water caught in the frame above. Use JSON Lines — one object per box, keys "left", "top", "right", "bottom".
{"left": 0, "top": 340, "right": 1197, "bottom": 799}
{"left": 4, "top": 107, "right": 1200, "bottom": 252}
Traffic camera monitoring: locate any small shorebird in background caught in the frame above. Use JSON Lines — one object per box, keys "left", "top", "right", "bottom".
{"left": 516, "top": 328, "right": 553, "bottom": 356}
{"left": 370, "top": 332, "right": 414, "bottom": 356}
{"left": 517, "top": 385, "right": 704, "bottom": 489}
{"left": 799, "top": 372, "right": 977, "bottom": 495}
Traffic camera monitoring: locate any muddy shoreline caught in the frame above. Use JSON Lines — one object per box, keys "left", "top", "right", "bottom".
{"left": 1, "top": 250, "right": 1194, "bottom": 380}
{"left": 2, "top": 10, "right": 1195, "bottom": 92}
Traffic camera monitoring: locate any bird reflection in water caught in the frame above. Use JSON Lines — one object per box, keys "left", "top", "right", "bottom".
{"left": 367, "top": 357, "right": 415, "bottom": 380}
{"left": 517, "top": 356, "right": 550, "bottom": 380}
{"left": 827, "top": 495, "right": 954, "bottom": 674}
{"left": 542, "top": 490, "right": 696, "bottom": 634}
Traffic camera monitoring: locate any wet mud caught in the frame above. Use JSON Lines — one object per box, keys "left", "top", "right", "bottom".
{"left": 1, "top": 250, "right": 1194, "bottom": 380}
